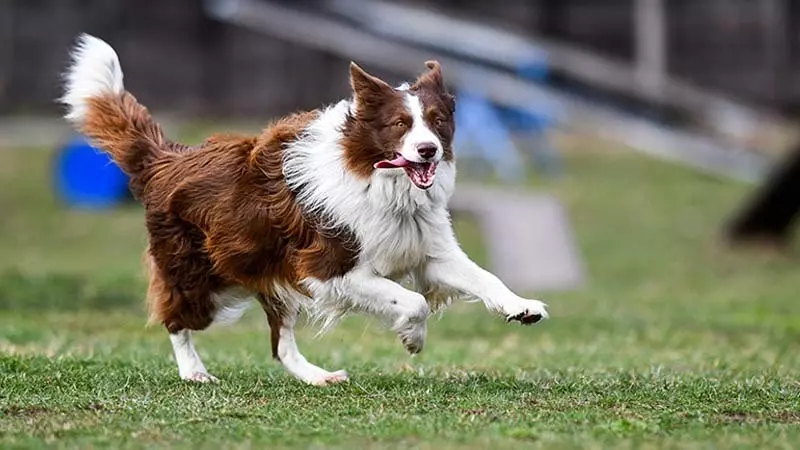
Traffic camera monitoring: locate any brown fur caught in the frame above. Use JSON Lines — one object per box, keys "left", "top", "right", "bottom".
{"left": 259, "top": 293, "right": 286, "bottom": 360}
{"left": 81, "top": 92, "right": 359, "bottom": 337}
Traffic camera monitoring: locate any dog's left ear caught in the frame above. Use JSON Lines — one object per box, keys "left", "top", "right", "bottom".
{"left": 413, "top": 61, "right": 446, "bottom": 92}
{"left": 413, "top": 61, "right": 455, "bottom": 113}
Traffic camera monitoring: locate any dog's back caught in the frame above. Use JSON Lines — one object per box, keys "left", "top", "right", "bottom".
{"left": 60, "top": 35, "right": 354, "bottom": 332}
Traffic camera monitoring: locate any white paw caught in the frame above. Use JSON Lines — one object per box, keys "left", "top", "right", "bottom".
{"left": 182, "top": 371, "right": 220, "bottom": 383}
{"left": 504, "top": 299, "right": 549, "bottom": 325}
{"left": 396, "top": 320, "right": 427, "bottom": 354}
{"left": 308, "top": 369, "right": 349, "bottom": 387}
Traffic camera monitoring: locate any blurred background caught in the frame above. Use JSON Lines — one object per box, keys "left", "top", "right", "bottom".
{"left": 3, "top": 3, "right": 800, "bottom": 445}
{"left": 1, "top": 0, "right": 799, "bottom": 380}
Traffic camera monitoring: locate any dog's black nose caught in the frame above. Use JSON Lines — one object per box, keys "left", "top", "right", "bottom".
{"left": 416, "top": 143, "right": 437, "bottom": 160}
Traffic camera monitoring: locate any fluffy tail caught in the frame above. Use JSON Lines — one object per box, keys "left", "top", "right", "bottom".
{"left": 60, "top": 34, "right": 165, "bottom": 197}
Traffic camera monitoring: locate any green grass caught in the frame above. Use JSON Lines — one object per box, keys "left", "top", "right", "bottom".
{"left": 1, "top": 137, "right": 800, "bottom": 449}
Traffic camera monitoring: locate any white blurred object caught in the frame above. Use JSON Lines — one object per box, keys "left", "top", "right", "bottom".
{"left": 450, "top": 186, "right": 584, "bottom": 293}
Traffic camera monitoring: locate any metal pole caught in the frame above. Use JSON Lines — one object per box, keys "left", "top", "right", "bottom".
{"left": 762, "top": 0, "right": 788, "bottom": 104}
{"left": 0, "top": 1, "right": 13, "bottom": 111}
{"left": 635, "top": 0, "right": 666, "bottom": 96}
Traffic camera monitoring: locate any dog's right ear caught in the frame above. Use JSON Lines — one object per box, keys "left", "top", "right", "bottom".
{"left": 350, "top": 62, "right": 393, "bottom": 111}
{"left": 413, "top": 60, "right": 455, "bottom": 114}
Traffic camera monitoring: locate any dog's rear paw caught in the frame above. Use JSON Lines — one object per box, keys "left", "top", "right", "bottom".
{"left": 505, "top": 299, "right": 549, "bottom": 325}
{"left": 309, "top": 369, "right": 349, "bottom": 386}
{"left": 182, "top": 371, "right": 219, "bottom": 383}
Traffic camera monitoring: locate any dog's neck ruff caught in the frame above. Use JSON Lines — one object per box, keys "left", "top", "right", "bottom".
{"left": 283, "top": 100, "right": 456, "bottom": 225}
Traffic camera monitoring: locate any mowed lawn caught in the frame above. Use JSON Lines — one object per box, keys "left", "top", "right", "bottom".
{"left": 1, "top": 136, "right": 799, "bottom": 449}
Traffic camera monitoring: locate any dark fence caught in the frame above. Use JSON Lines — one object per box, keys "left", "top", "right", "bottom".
{"left": 1, "top": 0, "right": 798, "bottom": 117}
{"left": 0, "top": 0, "right": 353, "bottom": 117}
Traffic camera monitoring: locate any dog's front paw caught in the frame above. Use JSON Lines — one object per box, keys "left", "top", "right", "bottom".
{"left": 397, "top": 320, "right": 427, "bottom": 354}
{"left": 505, "top": 299, "right": 549, "bottom": 325}
{"left": 391, "top": 293, "right": 430, "bottom": 354}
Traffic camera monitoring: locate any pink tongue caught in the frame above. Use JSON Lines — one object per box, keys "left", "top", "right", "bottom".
{"left": 374, "top": 155, "right": 411, "bottom": 169}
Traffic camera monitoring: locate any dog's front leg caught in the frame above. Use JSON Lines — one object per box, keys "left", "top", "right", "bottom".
{"left": 306, "top": 267, "right": 430, "bottom": 353}
{"left": 426, "top": 246, "right": 549, "bottom": 324}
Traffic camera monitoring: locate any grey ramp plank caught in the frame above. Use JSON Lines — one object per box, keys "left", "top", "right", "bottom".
{"left": 450, "top": 185, "right": 584, "bottom": 293}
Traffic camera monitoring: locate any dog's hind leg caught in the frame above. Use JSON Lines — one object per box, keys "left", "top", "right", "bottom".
{"left": 145, "top": 250, "right": 219, "bottom": 383}
{"left": 162, "top": 293, "right": 219, "bottom": 383}
{"left": 259, "top": 292, "right": 348, "bottom": 386}
{"left": 169, "top": 329, "right": 217, "bottom": 383}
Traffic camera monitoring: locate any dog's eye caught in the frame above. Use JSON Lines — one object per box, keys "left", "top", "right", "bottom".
{"left": 434, "top": 118, "right": 444, "bottom": 128}
{"left": 394, "top": 120, "right": 407, "bottom": 129}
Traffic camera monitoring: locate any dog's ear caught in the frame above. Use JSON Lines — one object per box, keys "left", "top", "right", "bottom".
{"left": 413, "top": 61, "right": 455, "bottom": 113}
{"left": 413, "top": 61, "right": 445, "bottom": 92}
{"left": 349, "top": 62, "right": 393, "bottom": 110}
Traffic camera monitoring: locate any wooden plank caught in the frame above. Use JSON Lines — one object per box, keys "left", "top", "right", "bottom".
{"left": 206, "top": 0, "right": 772, "bottom": 183}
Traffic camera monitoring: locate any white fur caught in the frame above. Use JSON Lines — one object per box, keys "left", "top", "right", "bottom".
{"left": 169, "top": 330, "right": 217, "bottom": 383}
{"left": 425, "top": 233, "right": 550, "bottom": 321}
{"left": 399, "top": 93, "right": 443, "bottom": 163}
{"left": 210, "top": 286, "right": 254, "bottom": 326}
{"left": 205, "top": 282, "right": 350, "bottom": 386}
{"left": 304, "top": 267, "right": 430, "bottom": 352}
{"left": 61, "top": 34, "right": 124, "bottom": 124}
{"left": 270, "top": 284, "right": 349, "bottom": 385}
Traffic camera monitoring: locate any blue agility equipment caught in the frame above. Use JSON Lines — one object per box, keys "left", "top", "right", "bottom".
{"left": 53, "top": 136, "right": 131, "bottom": 209}
{"left": 453, "top": 52, "right": 563, "bottom": 180}
{"left": 455, "top": 91, "right": 528, "bottom": 181}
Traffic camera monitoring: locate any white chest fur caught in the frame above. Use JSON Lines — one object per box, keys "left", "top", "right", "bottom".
{"left": 355, "top": 178, "right": 452, "bottom": 278}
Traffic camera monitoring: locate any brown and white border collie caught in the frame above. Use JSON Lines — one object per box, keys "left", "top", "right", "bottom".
{"left": 60, "top": 35, "right": 549, "bottom": 386}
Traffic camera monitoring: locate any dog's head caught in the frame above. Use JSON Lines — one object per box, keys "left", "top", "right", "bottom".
{"left": 342, "top": 61, "right": 456, "bottom": 190}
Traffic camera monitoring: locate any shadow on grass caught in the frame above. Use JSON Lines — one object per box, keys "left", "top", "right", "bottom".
{"left": 0, "top": 270, "right": 142, "bottom": 311}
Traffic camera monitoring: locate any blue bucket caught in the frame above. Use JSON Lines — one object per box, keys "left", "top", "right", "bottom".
{"left": 53, "top": 136, "right": 131, "bottom": 209}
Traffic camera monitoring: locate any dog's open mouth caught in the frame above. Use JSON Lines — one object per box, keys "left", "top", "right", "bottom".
{"left": 374, "top": 155, "right": 437, "bottom": 190}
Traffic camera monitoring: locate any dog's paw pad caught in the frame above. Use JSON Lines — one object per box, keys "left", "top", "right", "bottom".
{"left": 505, "top": 299, "right": 549, "bottom": 325}
{"left": 505, "top": 310, "right": 545, "bottom": 325}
